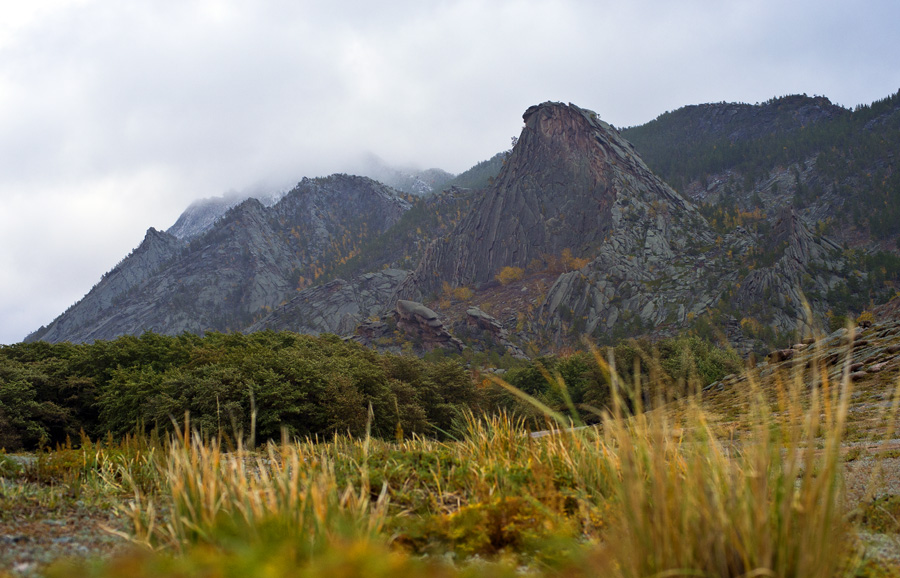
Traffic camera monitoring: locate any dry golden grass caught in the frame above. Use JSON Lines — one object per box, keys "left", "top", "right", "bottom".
{"left": 30, "top": 335, "right": 900, "bottom": 577}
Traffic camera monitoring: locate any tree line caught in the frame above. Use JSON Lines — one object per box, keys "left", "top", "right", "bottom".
{"left": 1, "top": 330, "right": 743, "bottom": 451}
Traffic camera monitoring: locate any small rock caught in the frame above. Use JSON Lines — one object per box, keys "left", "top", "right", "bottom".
{"left": 850, "top": 371, "right": 868, "bottom": 381}
{"left": 887, "top": 344, "right": 900, "bottom": 354}
{"left": 850, "top": 362, "right": 865, "bottom": 372}
{"left": 793, "top": 343, "right": 808, "bottom": 351}
{"left": 1, "top": 535, "right": 30, "bottom": 543}
{"left": 869, "top": 361, "right": 890, "bottom": 373}
{"left": 767, "top": 349, "right": 795, "bottom": 364}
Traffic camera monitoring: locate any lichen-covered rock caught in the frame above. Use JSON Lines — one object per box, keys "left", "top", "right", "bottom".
{"left": 868, "top": 361, "right": 891, "bottom": 373}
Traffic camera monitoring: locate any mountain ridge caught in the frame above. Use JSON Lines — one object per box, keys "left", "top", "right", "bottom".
{"left": 25, "top": 93, "right": 900, "bottom": 356}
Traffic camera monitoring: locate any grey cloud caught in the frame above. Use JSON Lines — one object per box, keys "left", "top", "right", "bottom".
{"left": 1, "top": 0, "right": 898, "bottom": 343}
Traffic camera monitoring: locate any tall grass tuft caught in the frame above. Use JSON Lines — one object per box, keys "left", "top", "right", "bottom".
{"left": 567, "top": 346, "right": 856, "bottom": 577}
{"left": 118, "top": 425, "right": 388, "bottom": 559}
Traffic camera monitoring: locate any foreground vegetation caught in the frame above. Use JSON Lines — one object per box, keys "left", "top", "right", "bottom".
{"left": 0, "top": 331, "right": 743, "bottom": 451}
{"left": 2, "top": 334, "right": 899, "bottom": 577}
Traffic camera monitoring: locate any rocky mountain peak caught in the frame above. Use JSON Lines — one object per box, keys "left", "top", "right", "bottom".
{"left": 404, "top": 101, "right": 694, "bottom": 295}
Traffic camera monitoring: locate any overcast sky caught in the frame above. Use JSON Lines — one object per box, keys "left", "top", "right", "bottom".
{"left": 1, "top": 0, "right": 898, "bottom": 345}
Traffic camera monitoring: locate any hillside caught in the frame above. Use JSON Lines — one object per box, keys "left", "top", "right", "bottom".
{"left": 24, "top": 94, "right": 900, "bottom": 355}
{"left": 27, "top": 175, "right": 411, "bottom": 343}
{"left": 622, "top": 91, "right": 900, "bottom": 249}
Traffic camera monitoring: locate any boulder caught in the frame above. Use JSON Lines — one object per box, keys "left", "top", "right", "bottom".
{"left": 767, "top": 349, "right": 796, "bottom": 364}
{"left": 868, "top": 361, "right": 890, "bottom": 373}
{"left": 395, "top": 300, "right": 463, "bottom": 352}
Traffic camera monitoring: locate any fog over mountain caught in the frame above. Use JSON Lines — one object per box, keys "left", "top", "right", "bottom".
{"left": 1, "top": 0, "right": 899, "bottom": 344}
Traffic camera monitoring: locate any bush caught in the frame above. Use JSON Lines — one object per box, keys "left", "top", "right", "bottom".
{"left": 495, "top": 266, "right": 524, "bottom": 285}
{"left": 856, "top": 310, "right": 875, "bottom": 328}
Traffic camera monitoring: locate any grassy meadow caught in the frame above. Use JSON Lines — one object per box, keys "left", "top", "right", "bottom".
{"left": 2, "top": 332, "right": 900, "bottom": 577}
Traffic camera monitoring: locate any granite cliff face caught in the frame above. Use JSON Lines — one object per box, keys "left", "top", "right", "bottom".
{"left": 408, "top": 102, "right": 643, "bottom": 291}
{"left": 539, "top": 204, "right": 850, "bottom": 350}
{"left": 28, "top": 175, "right": 411, "bottom": 343}
{"left": 246, "top": 269, "right": 409, "bottom": 336}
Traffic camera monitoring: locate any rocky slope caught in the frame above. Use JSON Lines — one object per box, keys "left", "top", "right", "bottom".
{"left": 28, "top": 175, "right": 411, "bottom": 343}
{"left": 246, "top": 269, "right": 409, "bottom": 336}
{"left": 27, "top": 228, "right": 186, "bottom": 343}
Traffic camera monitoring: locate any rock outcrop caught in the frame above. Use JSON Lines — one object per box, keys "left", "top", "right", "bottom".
{"left": 707, "top": 311, "right": 900, "bottom": 394}
{"left": 395, "top": 300, "right": 463, "bottom": 352}
{"left": 402, "top": 101, "right": 738, "bottom": 343}
{"left": 408, "top": 102, "right": 657, "bottom": 293}
{"left": 464, "top": 307, "right": 527, "bottom": 358}
{"left": 732, "top": 208, "right": 848, "bottom": 335}
{"left": 247, "top": 269, "right": 408, "bottom": 336}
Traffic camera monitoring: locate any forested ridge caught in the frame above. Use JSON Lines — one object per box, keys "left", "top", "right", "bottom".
{"left": 622, "top": 91, "right": 900, "bottom": 238}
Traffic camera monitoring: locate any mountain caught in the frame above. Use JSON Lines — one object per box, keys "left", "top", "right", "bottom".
{"left": 27, "top": 94, "right": 900, "bottom": 356}
{"left": 392, "top": 102, "right": 851, "bottom": 351}
{"left": 27, "top": 175, "right": 411, "bottom": 343}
